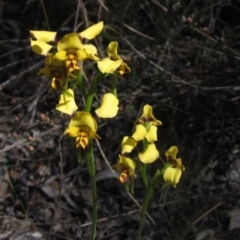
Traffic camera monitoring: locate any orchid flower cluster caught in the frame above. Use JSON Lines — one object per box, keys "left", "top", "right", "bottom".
{"left": 30, "top": 22, "right": 130, "bottom": 148}
{"left": 113, "top": 104, "right": 185, "bottom": 189}
{"left": 30, "top": 21, "right": 185, "bottom": 240}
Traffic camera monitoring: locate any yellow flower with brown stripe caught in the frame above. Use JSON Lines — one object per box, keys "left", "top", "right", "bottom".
{"left": 112, "top": 156, "right": 136, "bottom": 183}
{"left": 64, "top": 112, "right": 100, "bottom": 149}
{"left": 163, "top": 146, "right": 185, "bottom": 187}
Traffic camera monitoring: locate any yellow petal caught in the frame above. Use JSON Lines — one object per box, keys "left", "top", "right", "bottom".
{"left": 87, "top": 128, "right": 101, "bottom": 140}
{"left": 83, "top": 45, "right": 100, "bottom": 60}
{"left": 163, "top": 167, "right": 182, "bottom": 187}
{"left": 145, "top": 125, "right": 158, "bottom": 143}
{"left": 131, "top": 124, "right": 147, "bottom": 141}
{"left": 119, "top": 155, "right": 136, "bottom": 172}
{"left": 79, "top": 21, "right": 104, "bottom": 39}
{"left": 113, "top": 155, "right": 136, "bottom": 173}
{"left": 117, "top": 62, "right": 131, "bottom": 75}
{"left": 107, "top": 41, "right": 120, "bottom": 60}
{"left": 64, "top": 126, "right": 80, "bottom": 137}
{"left": 44, "top": 53, "right": 54, "bottom": 65}
{"left": 50, "top": 57, "right": 65, "bottom": 67}
{"left": 30, "top": 30, "right": 56, "bottom": 42}
{"left": 69, "top": 112, "right": 97, "bottom": 133}
{"left": 165, "top": 146, "right": 178, "bottom": 160}
{"left": 97, "top": 58, "right": 122, "bottom": 73}
{"left": 139, "top": 104, "right": 162, "bottom": 126}
{"left": 51, "top": 78, "right": 63, "bottom": 89}
{"left": 83, "top": 44, "right": 98, "bottom": 55}
{"left": 75, "top": 49, "right": 90, "bottom": 60}
{"left": 53, "top": 50, "right": 67, "bottom": 61}
{"left": 95, "top": 93, "right": 119, "bottom": 118}
{"left": 30, "top": 39, "right": 53, "bottom": 55}
{"left": 138, "top": 143, "right": 159, "bottom": 164}
{"left": 44, "top": 53, "right": 65, "bottom": 68}
{"left": 176, "top": 158, "right": 185, "bottom": 171}
{"left": 121, "top": 136, "right": 137, "bottom": 154}
{"left": 57, "top": 33, "right": 83, "bottom": 51}
{"left": 38, "top": 67, "right": 51, "bottom": 77}
{"left": 56, "top": 89, "right": 78, "bottom": 115}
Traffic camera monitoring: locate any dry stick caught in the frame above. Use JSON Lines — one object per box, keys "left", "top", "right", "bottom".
{"left": 123, "top": 23, "right": 155, "bottom": 40}
{"left": 104, "top": 26, "right": 179, "bottom": 84}
{"left": 81, "top": 201, "right": 178, "bottom": 227}
{"left": 0, "top": 140, "right": 25, "bottom": 155}
{"left": 121, "top": 0, "right": 134, "bottom": 24}
{"left": 123, "top": 29, "right": 240, "bottom": 90}
{"left": 0, "top": 125, "right": 61, "bottom": 154}
{"left": 123, "top": 37, "right": 197, "bottom": 87}
{"left": 192, "top": 201, "right": 222, "bottom": 226}
{"left": 150, "top": 0, "right": 168, "bottom": 12}
{"left": 80, "top": 0, "right": 89, "bottom": 29}
{"left": 39, "top": 0, "right": 50, "bottom": 30}
{"left": 0, "top": 57, "right": 38, "bottom": 72}
{"left": 123, "top": 36, "right": 206, "bottom": 89}
{"left": 0, "top": 61, "right": 43, "bottom": 92}
{"left": 97, "top": 0, "right": 109, "bottom": 13}
{"left": 28, "top": 82, "right": 44, "bottom": 124}
{"left": 95, "top": 139, "right": 156, "bottom": 226}
{"left": 193, "top": 27, "right": 240, "bottom": 57}
{"left": 74, "top": 0, "right": 81, "bottom": 32}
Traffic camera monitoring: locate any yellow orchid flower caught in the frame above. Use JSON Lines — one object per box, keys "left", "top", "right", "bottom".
{"left": 163, "top": 146, "right": 185, "bottom": 187}
{"left": 131, "top": 105, "right": 161, "bottom": 143}
{"left": 30, "top": 30, "right": 56, "bottom": 55}
{"left": 138, "top": 104, "right": 162, "bottom": 126}
{"left": 95, "top": 93, "right": 119, "bottom": 118}
{"left": 165, "top": 146, "right": 185, "bottom": 170}
{"left": 112, "top": 155, "right": 136, "bottom": 183}
{"left": 56, "top": 89, "right": 78, "bottom": 115}
{"left": 64, "top": 111, "right": 100, "bottom": 149}
{"left": 54, "top": 22, "right": 103, "bottom": 78}
{"left": 121, "top": 136, "right": 137, "bottom": 154}
{"left": 138, "top": 143, "right": 159, "bottom": 164}
{"left": 38, "top": 54, "right": 66, "bottom": 89}
{"left": 54, "top": 33, "right": 99, "bottom": 78}
{"left": 97, "top": 41, "right": 131, "bottom": 75}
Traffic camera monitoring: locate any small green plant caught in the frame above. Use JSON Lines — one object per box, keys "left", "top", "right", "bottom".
{"left": 29, "top": 21, "right": 185, "bottom": 240}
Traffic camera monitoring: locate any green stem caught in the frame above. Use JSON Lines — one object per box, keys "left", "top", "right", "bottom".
{"left": 139, "top": 138, "right": 150, "bottom": 188}
{"left": 136, "top": 184, "right": 153, "bottom": 240}
{"left": 84, "top": 73, "right": 104, "bottom": 112}
{"left": 137, "top": 163, "right": 149, "bottom": 189}
{"left": 86, "top": 141, "right": 97, "bottom": 240}
{"left": 75, "top": 72, "right": 86, "bottom": 99}
{"left": 111, "top": 74, "right": 118, "bottom": 96}
{"left": 136, "top": 169, "right": 165, "bottom": 240}
{"left": 143, "top": 164, "right": 149, "bottom": 188}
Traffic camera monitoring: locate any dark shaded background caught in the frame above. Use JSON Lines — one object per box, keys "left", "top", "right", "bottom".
{"left": 0, "top": 0, "right": 240, "bottom": 239}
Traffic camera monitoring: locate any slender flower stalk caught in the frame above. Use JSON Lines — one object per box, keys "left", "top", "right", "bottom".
{"left": 86, "top": 141, "right": 97, "bottom": 240}
{"left": 136, "top": 167, "right": 166, "bottom": 240}
{"left": 84, "top": 73, "right": 104, "bottom": 112}
{"left": 137, "top": 162, "right": 149, "bottom": 188}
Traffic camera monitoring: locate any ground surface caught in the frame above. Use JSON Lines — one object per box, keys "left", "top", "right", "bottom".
{"left": 0, "top": 0, "right": 240, "bottom": 239}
